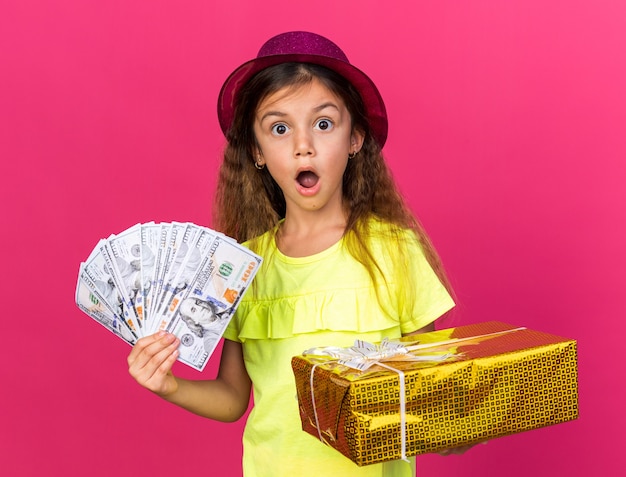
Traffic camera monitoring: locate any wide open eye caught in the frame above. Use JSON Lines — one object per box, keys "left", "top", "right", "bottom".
{"left": 314, "top": 119, "right": 333, "bottom": 131}
{"left": 271, "top": 123, "right": 289, "bottom": 135}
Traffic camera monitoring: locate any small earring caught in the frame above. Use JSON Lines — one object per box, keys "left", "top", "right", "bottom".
{"left": 254, "top": 159, "right": 265, "bottom": 170}
{"left": 348, "top": 151, "right": 358, "bottom": 159}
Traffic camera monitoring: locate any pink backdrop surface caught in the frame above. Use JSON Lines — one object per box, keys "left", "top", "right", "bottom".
{"left": 2, "top": 1, "right": 624, "bottom": 476}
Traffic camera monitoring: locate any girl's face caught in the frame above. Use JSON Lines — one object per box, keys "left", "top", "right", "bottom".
{"left": 253, "top": 78, "right": 363, "bottom": 218}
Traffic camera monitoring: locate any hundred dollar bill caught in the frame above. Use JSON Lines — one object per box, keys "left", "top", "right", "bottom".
{"left": 139, "top": 222, "right": 160, "bottom": 330}
{"left": 76, "top": 264, "right": 137, "bottom": 345}
{"left": 146, "top": 223, "right": 169, "bottom": 332}
{"left": 159, "top": 235, "right": 262, "bottom": 371}
{"left": 105, "top": 224, "right": 145, "bottom": 335}
{"left": 76, "top": 222, "right": 261, "bottom": 371}
{"left": 82, "top": 239, "right": 140, "bottom": 337}
{"left": 151, "top": 223, "right": 199, "bottom": 324}
{"left": 150, "top": 222, "right": 184, "bottom": 329}
{"left": 153, "top": 226, "right": 218, "bottom": 331}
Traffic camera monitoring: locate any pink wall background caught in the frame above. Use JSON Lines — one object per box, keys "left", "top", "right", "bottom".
{"left": 2, "top": 1, "right": 624, "bottom": 476}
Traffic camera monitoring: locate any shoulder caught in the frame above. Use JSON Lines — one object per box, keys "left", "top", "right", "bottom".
{"left": 242, "top": 227, "right": 277, "bottom": 256}
{"left": 361, "top": 215, "right": 415, "bottom": 237}
{"left": 361, "top": 216, "right": 420, "bottom": 253}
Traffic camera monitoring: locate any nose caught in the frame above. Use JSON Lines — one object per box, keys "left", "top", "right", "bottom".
{"left": 293, "top": 129, "right": 314, "bottom": 158}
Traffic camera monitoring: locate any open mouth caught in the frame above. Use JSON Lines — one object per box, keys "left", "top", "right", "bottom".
{"left": 296, "top": 170, "right": 319, "bottom": 189}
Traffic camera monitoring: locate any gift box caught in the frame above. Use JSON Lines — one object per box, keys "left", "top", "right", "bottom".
{"left": 291, "top": 321, "right": 578, "bottom": 466}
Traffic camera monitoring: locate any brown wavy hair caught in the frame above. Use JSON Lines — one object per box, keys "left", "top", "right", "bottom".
{"left": 213, "top": 63, "right": 453, "bottom": 302}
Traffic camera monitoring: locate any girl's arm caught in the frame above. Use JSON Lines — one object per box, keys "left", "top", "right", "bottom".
{"left": 127, "top": 332, "right": 251, "bottom": 422}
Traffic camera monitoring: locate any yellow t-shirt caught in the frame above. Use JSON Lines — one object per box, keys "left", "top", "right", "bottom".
{"left": 224, "top": 220, "right": 455, "bottom": 477}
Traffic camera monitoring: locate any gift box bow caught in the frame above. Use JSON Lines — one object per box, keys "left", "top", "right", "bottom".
{"left": 304, "top": 338, "right": 455, "bottom": 371}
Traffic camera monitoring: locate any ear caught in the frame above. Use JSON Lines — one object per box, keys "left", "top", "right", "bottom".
{"left": 254, "top": 147, "right": 265, "bottom": 166}
{"left": 350, "top": 128, "right": 365, "bottom": 154}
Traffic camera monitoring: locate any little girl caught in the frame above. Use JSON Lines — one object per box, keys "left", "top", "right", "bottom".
{"left": 128, "top": 31, "right": 456, "bottom": 477}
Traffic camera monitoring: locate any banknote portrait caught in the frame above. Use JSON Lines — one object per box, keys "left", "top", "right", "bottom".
{"left": 178, "top": 297, "right": 229, "bottom": 342}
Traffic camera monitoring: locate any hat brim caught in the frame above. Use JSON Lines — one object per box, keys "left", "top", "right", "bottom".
{"left": 217, "top": 53, "right": 388, "bottom": 148}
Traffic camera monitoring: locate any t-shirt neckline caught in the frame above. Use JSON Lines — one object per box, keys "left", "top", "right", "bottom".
{"left": 273, "top": 235, "right": 344, "bottom": 264}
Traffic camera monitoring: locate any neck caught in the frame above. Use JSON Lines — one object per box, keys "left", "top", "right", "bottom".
{"left": 277, "top": 209, "right": 348, "bottom": 257}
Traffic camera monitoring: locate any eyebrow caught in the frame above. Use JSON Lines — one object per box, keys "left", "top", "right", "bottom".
{"left": 259, "top": 102, "right": 341, "bottom": 123}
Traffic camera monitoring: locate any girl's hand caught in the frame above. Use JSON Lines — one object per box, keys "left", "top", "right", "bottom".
{"left": 438, "top": 441, "right": 488, "bottom": 456}
{"left": 127, "top": 332, "right": 180, "bottom": 397}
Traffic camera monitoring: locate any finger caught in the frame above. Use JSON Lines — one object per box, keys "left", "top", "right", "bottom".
{"left": 129, "top": 333, "right": 178, "bottom": 376}
{"left": 146, "top": 336, "right": 180, "bottom": 376}
{"left": 140, "top": 340, "right": 180, "bottom": 395}
{"left": 127, "top": 331, "right": 167, "bottom": 367}
{"left": 150, "top": 347, "right": 180, "bottom": 385}
{"left": 438, "top": 441, "right": 488, "bottom": 456}
{"left": 133, "top": 334, "right": 178, "bottom": 374}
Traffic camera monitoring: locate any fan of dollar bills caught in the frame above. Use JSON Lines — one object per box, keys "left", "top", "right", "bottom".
{"left": 75, "top": 222, "right": 262, "bottom": 371}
